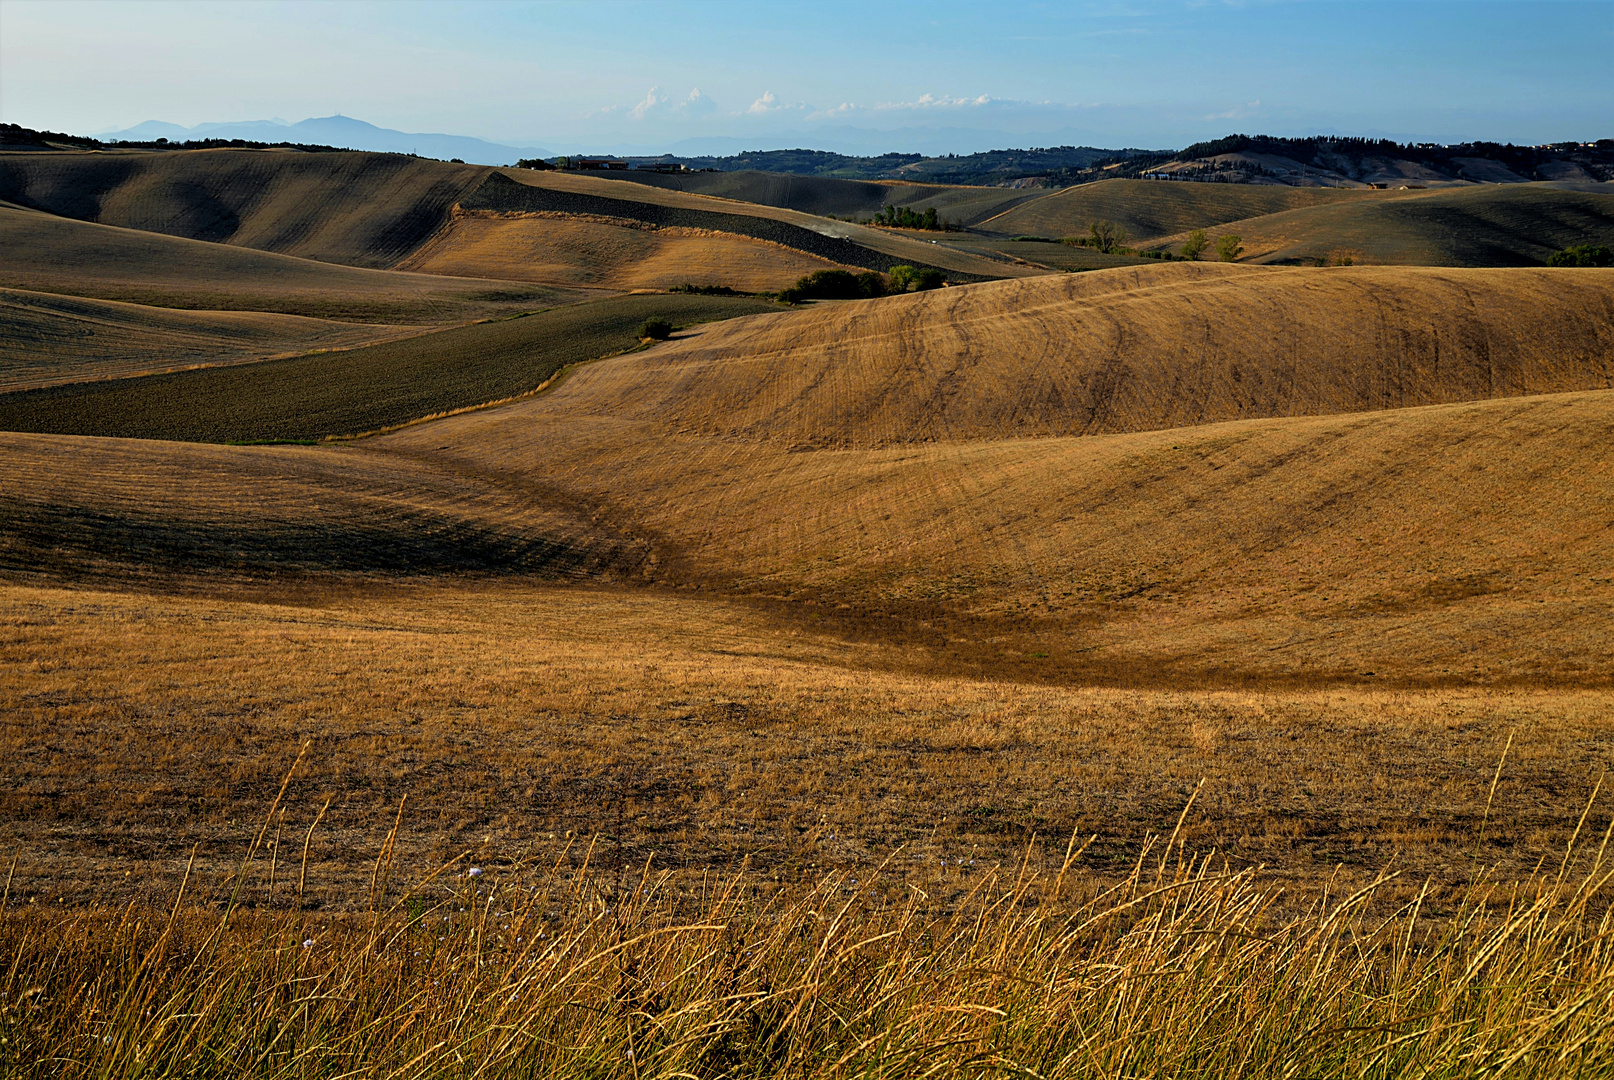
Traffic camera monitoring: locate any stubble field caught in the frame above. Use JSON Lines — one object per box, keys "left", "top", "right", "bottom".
{"left": 3, "top": 147, "right": 1614, "bottom": 1077}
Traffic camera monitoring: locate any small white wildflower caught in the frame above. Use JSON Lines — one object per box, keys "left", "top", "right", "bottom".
{"left": 467, "top": 867, "right": 483, "bottom": 878}
{"left": 302, "top": 939, "right": 314, "bottom": 948}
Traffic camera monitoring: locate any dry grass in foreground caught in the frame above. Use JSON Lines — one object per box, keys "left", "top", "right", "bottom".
{"left": 5, "top": 806, "right": 1614, "bottom": 1079}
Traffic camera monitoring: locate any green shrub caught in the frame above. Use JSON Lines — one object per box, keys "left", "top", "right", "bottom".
{"left": 779, "top": 269, "right": 891, "bottom": 304}
{"left": 1216, "top": 234, "right": 1244, "bottom": 262}
{"left": 1181, "top": 229, "right": 1208, "bottom": 261}
{"left": 887, "top": 265, "right": 944, "bottom": 293}
{"left": 638, "top": 317, "right": 673, "bottom": 340}
{"left": 1547, "top": 244, "right": 1612, "bottom": 267}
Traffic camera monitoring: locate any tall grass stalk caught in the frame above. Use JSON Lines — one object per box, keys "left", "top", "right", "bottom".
{"left": 3, "top": 825, "right": 1613, "bottom": 1078}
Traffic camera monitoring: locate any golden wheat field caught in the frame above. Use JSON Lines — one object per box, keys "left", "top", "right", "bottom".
{"left": 397, "top": 210, "right": 853, "bottom": 291}
{"left": 2, "top": 144, "right": 1613, "bottom": 1076}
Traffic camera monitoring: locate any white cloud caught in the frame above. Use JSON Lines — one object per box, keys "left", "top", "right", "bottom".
{"left": 1202, "top": 100, "right": 1262, "bottom": 121}
{"left": 747, "top": 90, "right": 812, "bottom": 116}
{"left": 675, "top": 87, "right": 718, "bottom": 117}
{"left": 906, "top": 92, "right": 995, "bottom": 109}
{"left": 629, "top": 85, "right": 669, "bottom": 120}
{"left": 816, "top": 93, "right": 997, "bottom": 119}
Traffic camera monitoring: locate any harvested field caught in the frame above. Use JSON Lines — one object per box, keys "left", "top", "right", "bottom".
{"left": 491, "top": 169, "right": 1038, "bottom": 280}
{"left": 0, "top": 287, "right": 422, "bottom": 391}
{"left": 0, "top": 293, "right": 780, "bottom": 443}
{"left": 397, "top": 209, "right": 852, "bottom": 290}
{"left": 0, "top": 204, "right": 569, "bottom": 323}
{"left": 0, "top": 148, "right": 489, "bottom": 267}
{"left": 609, "top": 167, "right": 1040, "bottom": 224}
{"left": 5, "top": 141, "right": 1614, "bottom": 1072}
{"left": 983, "top": 177, "right": 1375, "bottom": 242}
{"left": 1, "top": 572, "right": 1611, "bottom": 909}
{"left": 938, "top": 235, "right": 1157, "bottom": 271}
{"left": 371, "top": 384, "right": 1614, "bottom": 687}
{"left": 509, "top": 264, "right": 1614, "bottom": 445}
{"left": 1152, "top": 182, "right": 1614, "bottom": 266}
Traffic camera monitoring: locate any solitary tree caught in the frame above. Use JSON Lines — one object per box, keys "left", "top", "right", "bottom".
{"left": 1089, "top": 220, "right": 1127, "bottom": 254}
{"left": 638, "top": 317, "right": 673, "bottom": 340}
{"left": 1216, "top": 234, "right": 1244, "bottom": 262}
{"left": 1181, "top": 229, "right": 1208, "bottom": 260}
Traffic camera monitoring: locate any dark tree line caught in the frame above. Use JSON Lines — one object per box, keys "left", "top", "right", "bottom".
{"left": 871, "top": 204, "right": 946, "bottom": 231}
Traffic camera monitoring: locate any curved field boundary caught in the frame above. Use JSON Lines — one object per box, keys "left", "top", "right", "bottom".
{"left": 461, "top": 173, "right": 995, "bottom": 281}
{"left": 0, "top": 286, "right": 423, "bottom": 392}
{"left": 0, "top": 294, "right": 780, "bottom": 444}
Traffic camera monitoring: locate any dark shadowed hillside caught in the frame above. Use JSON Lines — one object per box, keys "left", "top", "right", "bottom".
{"left": 0, "top": 149, "right": 490, "bottom": 267}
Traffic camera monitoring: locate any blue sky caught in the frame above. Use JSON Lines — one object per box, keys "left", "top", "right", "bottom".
{"left": 1, "top": 0, "right": 1608, "bottom": 154}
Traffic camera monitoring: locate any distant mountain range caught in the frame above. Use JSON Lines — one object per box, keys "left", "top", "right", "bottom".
{"left": 96, "top": 115, "right": 549, "bottom": 166}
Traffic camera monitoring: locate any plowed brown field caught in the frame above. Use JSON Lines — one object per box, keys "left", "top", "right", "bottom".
{"left": 0, "top": 287, "right": 421, "bottom": 391}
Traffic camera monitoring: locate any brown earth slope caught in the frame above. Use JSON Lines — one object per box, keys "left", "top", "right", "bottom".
{"left": 0, "top": 149, "right": 489, "bottom": 267}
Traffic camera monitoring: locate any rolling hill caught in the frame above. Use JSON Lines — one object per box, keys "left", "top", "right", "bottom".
{"left": 0, "top": 149, "right": 490, "bottom": 267}
{"left": 606, "top": 168, "right": 1041, "bottom": 226}
{"left": 980, "top": 178, "right": 1378, "bottom": 242}
{"left": 396, "top": 207, "right": 856, "bottom": 291}
{"left": 3, "top": 262, "right": 1609, "bottom": 685}
{"left": 0, "top": 204, "right": 569, "bottom": 322}
{"left": 0, "top": 149, "right": 1031, "bottom": 284}
{"left": 1152, "top": 183, "right": 1614, "bottom": 267}
{"left": 509, "top": 264, "right": 1614, "bottom": 446}
{"left": 474, "top": 170, "right": 1025, "bottom": 280}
